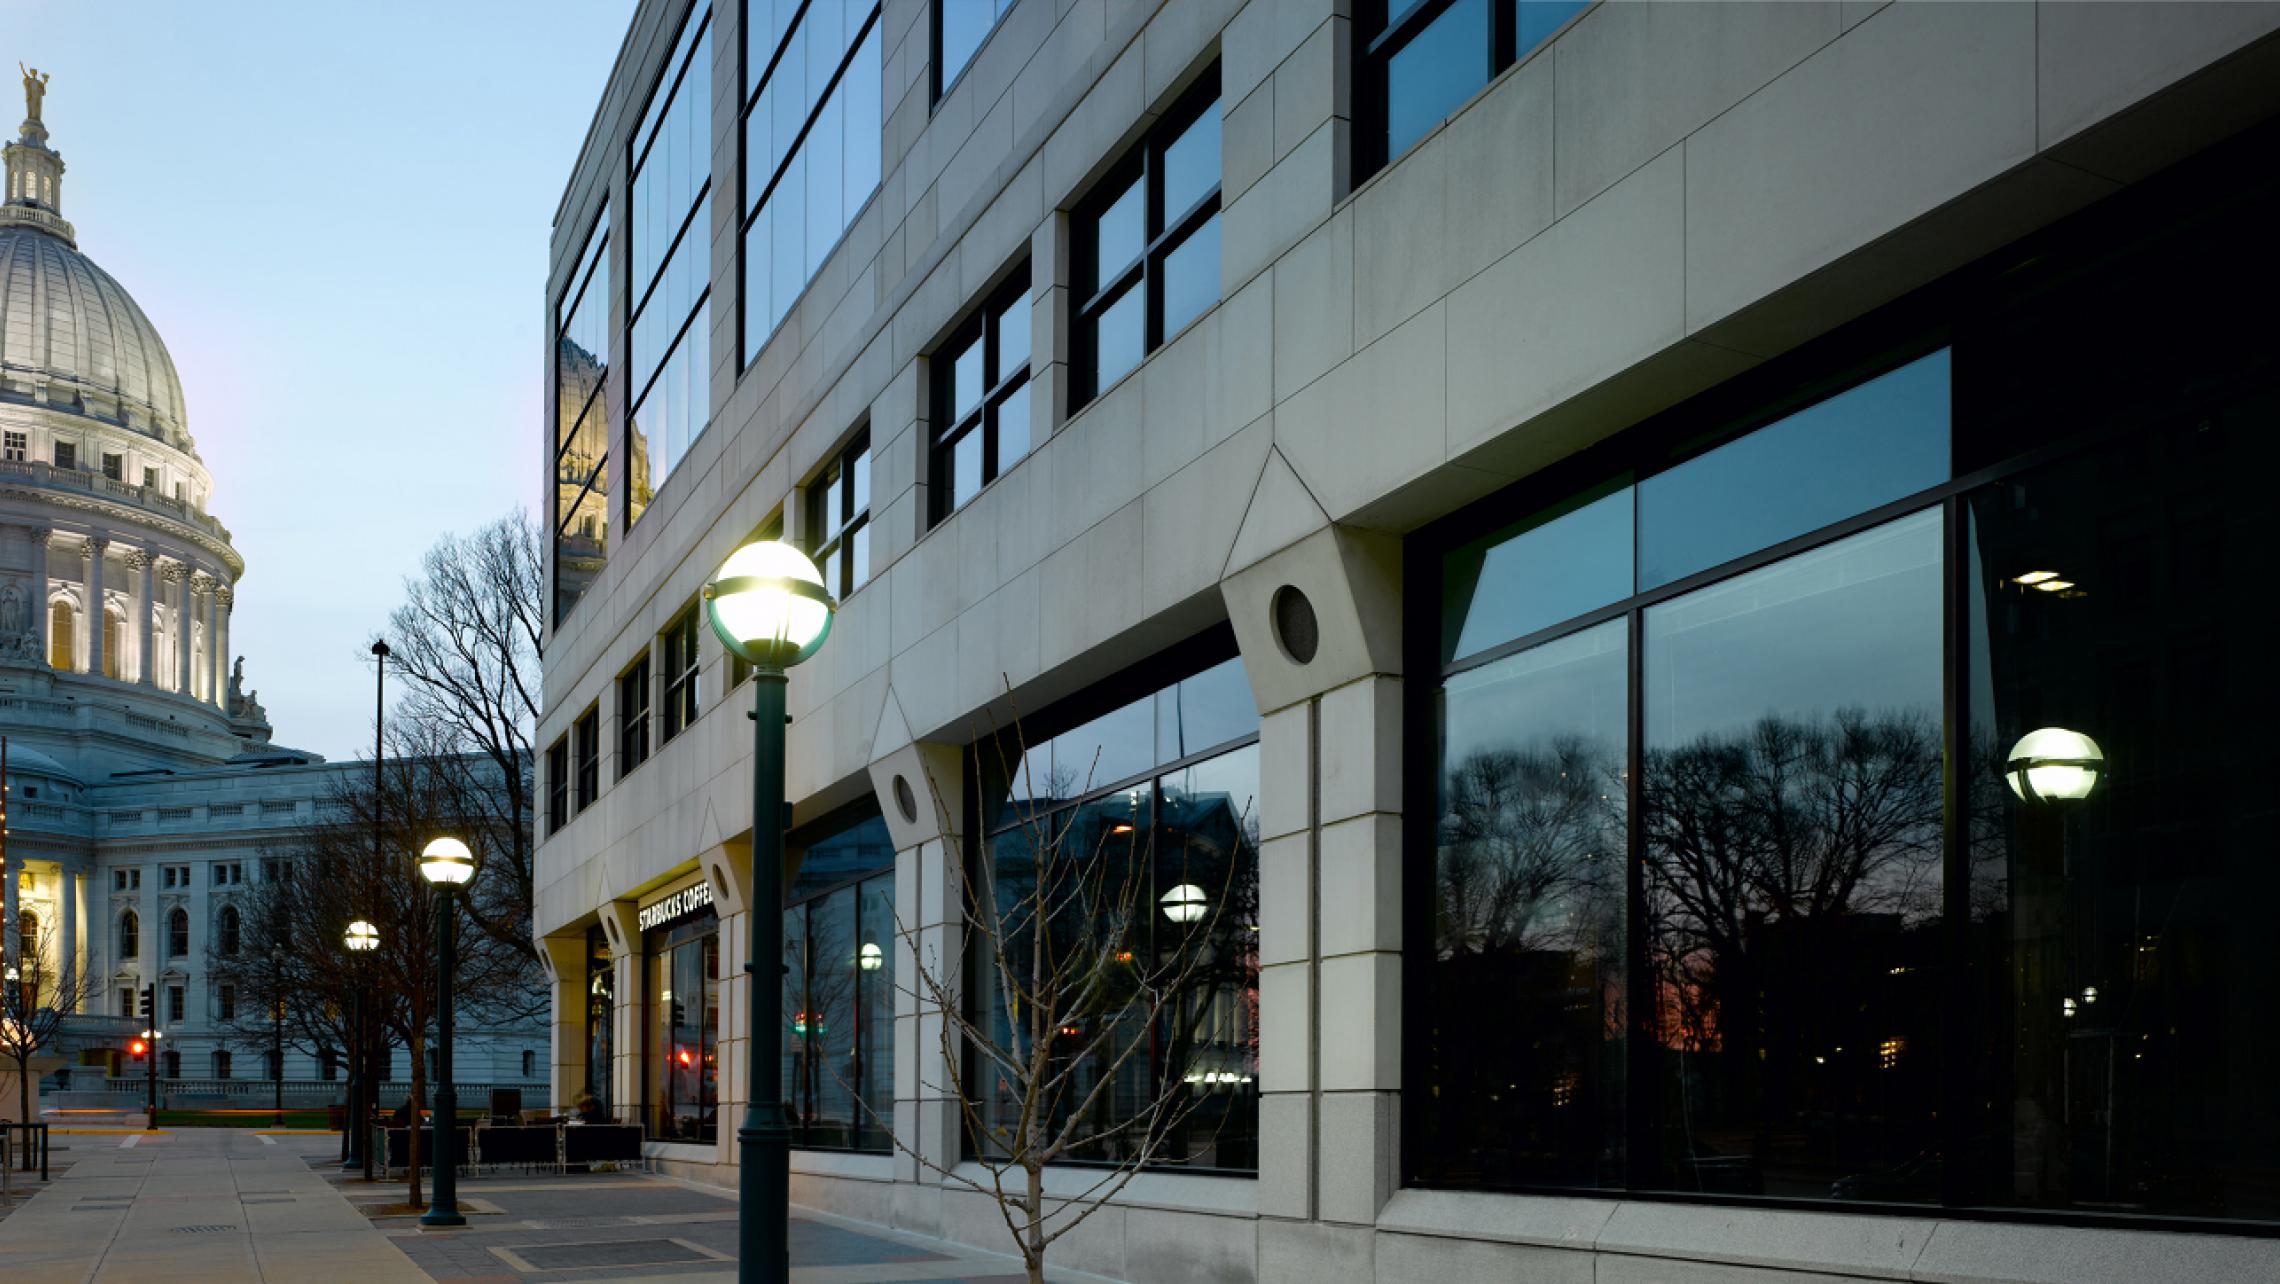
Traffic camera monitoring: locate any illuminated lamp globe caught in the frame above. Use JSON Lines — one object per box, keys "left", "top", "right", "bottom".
{"left": 703, "top": 540, "right": 836, "bottom": 669}
{"left": 419, "top": 836, "right": 477, "bottom": 887}
{"left": 345, "top": 920, "right": 380, "bottom": 953}
{"left": 858, "top": 942, "right": 884, "bottom": 972}
{"left": 2004, "top": 727, "right": 2104, "bottom": 803}
{"left": 1161, "top": 884, "right": 1209, "bottom": 924}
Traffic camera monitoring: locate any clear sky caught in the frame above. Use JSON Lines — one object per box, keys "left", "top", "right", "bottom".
{"left": 2, "top": 0, "right": 627, "bottom": 758}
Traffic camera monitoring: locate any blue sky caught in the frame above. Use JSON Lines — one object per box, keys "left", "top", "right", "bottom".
{"left": 4, "top": 0, "right": 626, "bottom": 757}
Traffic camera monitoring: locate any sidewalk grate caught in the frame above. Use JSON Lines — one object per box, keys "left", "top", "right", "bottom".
{"left": 511, "top": 1238, "right": 710, "bottom": 1269}
{"left": 170, "top": 1225, "right": 236, "bottom": 1234}
{"left": 241, "top": 1197, "right": 295, "bottom": 1205}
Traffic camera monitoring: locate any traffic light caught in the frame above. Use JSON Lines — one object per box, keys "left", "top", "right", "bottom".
{"left": 139, "top": 985, "right": 154, "bottom": 1022}
{"left": 129, "top": 1039, "right": 147, "bottom": 1060}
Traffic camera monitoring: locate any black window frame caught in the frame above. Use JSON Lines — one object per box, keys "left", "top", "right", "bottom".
{"left": 546, "top": 735, "right": 570, "bottom": 833}
{"left": 807, "top": 431, "right": 871, "bottom": 600}
{"left": 930, "top": 0, "right": 1015, "bottom": 105}
{"left": 1355, "top": 0, "right": 1591, "bottom": 183}
{"left": 574, "top": 705, "right": 602, "bottom": 809}
{"left": 660, "top": 607, "right": 701, "bottom": 743}
{"left": 618, "top": 653, "right": 653, "bottom": 778}
{"left": 1402, "top": 127, "right": 2280, "bottom": 1237}
{"left": 1071, "top": 66, "right": 1222, "bottom": 410}
{"left": 931, "top": 266, "right": 1032, "bottom": 523}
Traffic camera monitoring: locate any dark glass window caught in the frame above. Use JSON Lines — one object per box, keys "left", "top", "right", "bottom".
{"left": 647, "top": 917, "right": 719, "bottom": 1142}
{"left": 1419, "top": 150, "right": 2280, "bottom": 1226}
{"left": 546, "top": 736, "right": 570, "bottom": 833}
{"left": 974, "top": 652, "right": 1261, "bottom": 1172}
{"left": 1359, "top": 0, "right": 1589, "bottom": 180}
{"left": 574, "top": 706, "right": 601, "bottom": 810}
{"left": 934, "top": 0, "right": 1013, "bottom": 99}
{"left": 218, "top": 906, "right": 240, "bottom": 957}
{"left": 554, "top": 208, "right": 611, "bottom": 625}
{"left": 932, "top": 268, "right": 1032, "bottom": 521}
{"left": 1961, "top": 396, "right": 2280, "bottom": 1220}
{"left": 1073, "top": 70, "right": 1221, "bottom": 407}
{"left": 218, "top": 985, "right": 236, "bottom": 1022}
{"left": 119, "top": 910, "right": 137, "bottom": 960}
{"left": 628, "top": 5, "right": 713, "bottom": 524}
{"left": 742, "top": 0, "right": 882, "bottom": 363}
{"left": 1419, "top": 619, "right": 1627, "bottom": 1189}
{"left": 807, "top": 433, "right": 871, "bottom": 600}
{"left": 54, "top": 441, "right": 73, "bottom": 470}
{"left": 660, "top": 609, "right": 700, "bottom": 742}
{"left": 783, "top": 804, "right": 894, "bottom": 1152}
{"left": 586, "top": 927, "right": 615, "bottom": 1113}
{"left": 619, "top": 655, "right": 652, "bottom": 777}
{"left": 168, "top": 984, "right": 184, "bottom": 1023}
{"left": 1639, "top": 350, "right": 1950, "bottom": 590}
{"left": 167, "top": 907, "right": 188, "bottom": 958}
{"left": 1643, "top": 511, "right": 1945, "bottom": 1199}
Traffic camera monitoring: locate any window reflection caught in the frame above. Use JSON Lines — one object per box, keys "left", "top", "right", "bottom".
{"left": 554, "top": 210, "right": 611, "bottom": 623}
{"left": 628, "top": 7, "right": 713, "bottom": 523}
{"left": 785, "top": 805, "right": 895, "bottom": 1153}
{"left": 1639, "top": 350, "right": 1949, "bottom": 590}
{"left": 1422, "top": 620, "right": 1627, "bottom": 1189}
{"left": 1643, "top": 512, "right": 1944, "bottom": 1199}
{"left": 1965, "top": 402, "right": 2280, "bottom": 1220}
{"left": 936, "top": 0, "right": 1014, "bottom": 99}
{"left": 743, "top": 4, "right": 882, "bottom": 365}
{"left": 975, "top": 654, "right": 1261, "bottom": 1171}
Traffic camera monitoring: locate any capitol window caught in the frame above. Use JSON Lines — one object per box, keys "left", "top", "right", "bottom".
{"left": 53, "top": 440, "right": 73, "bottom": 470}
{"left": 119, "top": 910, "right": 137, "bottom": 959}
{"left": 3, "top": 431, "right": 22, "bottom": 460}
{"left": 48, "top": 599, "right": 72, "bottom": 669}
{"left": 167, "top": 906, "right": 188, "bottom": 957}
{"left": 101, "top": 452, "right": 121, "bottom": 481}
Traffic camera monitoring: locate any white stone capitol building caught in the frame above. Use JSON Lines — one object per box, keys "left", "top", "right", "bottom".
{"left": 0, "top": 73, "right": 542, "bottom": 1092}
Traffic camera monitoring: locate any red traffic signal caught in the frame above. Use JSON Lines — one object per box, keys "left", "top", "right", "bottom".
{"left": 128, "top": 1039, "right": 147, "bottom": 1059}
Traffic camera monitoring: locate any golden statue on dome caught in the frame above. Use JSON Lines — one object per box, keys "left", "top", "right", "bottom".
{"left": 19, "top": 64, "right": 46, "bottom": 122}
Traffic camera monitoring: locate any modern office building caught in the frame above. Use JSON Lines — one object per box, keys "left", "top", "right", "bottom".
{"left": 538, "top": 3, "right": 2280, "bottom": 1279}
{"left": 0, "top": 73, "right": 546, "bottom": 1095}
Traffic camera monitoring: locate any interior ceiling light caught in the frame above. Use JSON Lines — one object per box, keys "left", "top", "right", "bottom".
{"left": 2013, "top": 571, "right": 2061, "bottom": 585}
{"left": 2032, "top": 580, "right": 2075, "bottom": 593}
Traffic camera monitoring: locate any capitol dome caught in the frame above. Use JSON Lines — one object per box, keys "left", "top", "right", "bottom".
{"left": 0, "top": 88, "right": 189, "bottom": 446}
{"left": 0, "top": 224, "right": 189, "bottom": 443}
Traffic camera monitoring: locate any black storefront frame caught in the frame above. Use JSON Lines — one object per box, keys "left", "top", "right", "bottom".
{"left": 1400, "top": 122, "right": 2280, "bottom": 1240}
{"left": 780, "top": 854, "right": 894, "bottom": 1155}
{"left": 639, "top": 898, "right": 720, "bottom": 1143}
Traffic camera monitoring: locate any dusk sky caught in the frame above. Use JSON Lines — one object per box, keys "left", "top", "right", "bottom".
{"left": 2, "top": 0, "right": 626, "bottom": 757}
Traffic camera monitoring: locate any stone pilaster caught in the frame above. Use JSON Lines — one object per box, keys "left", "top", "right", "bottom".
{"left": 59, "top": 868, "right": 77, "bottom": 1014}
{"left": 186, "top": 573, "right": 212, "bottom": 701}
{"left": 126, "top": 549, "right": 153, "bottom": 684}
{"left": 27, "top": 526, "right": 50, "bottom": 666}
{"left": 83, "top": 535, "right": 106, "bottom": 676}
{"left": 162, "top": 564, "right": 190, "bottom": 695}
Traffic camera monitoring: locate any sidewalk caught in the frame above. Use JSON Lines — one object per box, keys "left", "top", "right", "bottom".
{"left": 0, "top": 1129, "right": 1064, "bottom": 1282}
{"left": 0, "top": 1127, "right": 426, "bottom": 1283}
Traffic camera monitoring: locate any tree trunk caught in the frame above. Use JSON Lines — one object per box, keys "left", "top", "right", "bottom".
{"left": 16, "top": 1054, "right": 29, "bottom": 1153}
{"left": 1024, "top": 1160, "right": 1046, "bottom": 1284}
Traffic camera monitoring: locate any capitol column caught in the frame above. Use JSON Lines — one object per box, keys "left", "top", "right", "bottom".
{"left": 202, "top": 579, "right": 223, "bottom": 707}
{"left": 129, "top": 549, "right": 155, "bottom": 684}
{"left": 27, "top": 527, "right": 50, "bottom": 666}
{"left": 60, "top": 868, "right": 78, "bottom": 1014}
{"left": 84, "top": 536, "right": 107, "bottom": 677}
{"left": 168, "top": 566, "right": 194, "bottom": 696}
{"left": 211, "top": 585, "right": 232, "bottom": 707}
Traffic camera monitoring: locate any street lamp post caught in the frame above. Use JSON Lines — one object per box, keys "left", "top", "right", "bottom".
{"left": 702, "top": 540, "right": 835, "bottom": 1284}
{"left": 417, "top": 837, "right": 474, "bottom": 1228}
{"left": 355, "top": 638, "right": 389, "bottom": 1176}
{"left": 344, "top": 919, "right": 380, "bottom": 1174}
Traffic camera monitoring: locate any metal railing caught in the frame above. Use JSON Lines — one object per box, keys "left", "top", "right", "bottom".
{"left": 0, "top": 1123, "right": 49, "bottom": 1180}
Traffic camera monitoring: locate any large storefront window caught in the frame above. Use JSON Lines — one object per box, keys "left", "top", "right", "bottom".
{"left": 585, "top": 925, "right": 614, "bottom": 1114}
{"left": 642, "top": 888, "right": 719, "bottom": 1142}
{"left": 784, "top": 806, "right": 894, "bottom": 1151}
{"left": 974, "top": 645, "right": 1262, "bottom": 1171}
{"left": 1414, "top": 150, "right": 2280, "bottom": 1227}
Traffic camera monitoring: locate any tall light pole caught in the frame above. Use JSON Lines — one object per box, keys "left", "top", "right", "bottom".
{"left": 417, "top": 836, "right": 475, "bottom": 1228}
{"left": 350, "top": 639, "right": 388, "bottom": 1178}
{"left": 343, "top": 919, "right": 380, "bottom": 1174}
{"left": 702, "top": 539, "right": 835, "bottom": 1284}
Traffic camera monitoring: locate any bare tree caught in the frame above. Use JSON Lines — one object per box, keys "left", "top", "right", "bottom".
{"left": 227, "top": 738, "right": 543, "bottom": 1209}
{"left": 383, "top": 510, "right": 543, "bottom": 963}
{"left": 0, "top": 912, "right": 106, "bottom": 1139}
{"left": 894, "top": 724, "right": 1259, "bottom": 1284}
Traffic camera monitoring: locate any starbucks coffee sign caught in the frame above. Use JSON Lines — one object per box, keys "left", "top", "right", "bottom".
{"left": 638, "top": 880, "right": 714, "bottom": 932}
